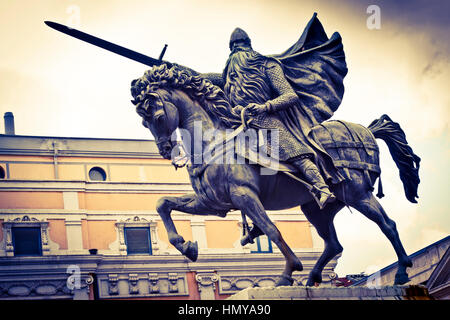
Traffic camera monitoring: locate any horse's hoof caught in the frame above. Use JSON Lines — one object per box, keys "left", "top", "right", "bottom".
{"left": 394, "top": 273, "right": 410, "bottom": 285}
{"left": 275, "top": 274, "right": 294, "bottom": 287}
{"left": 182, "top": 241, "right": 198, "bottom": 262}
{"left": 306, "top": 270, "right": 322, "bottom": 287}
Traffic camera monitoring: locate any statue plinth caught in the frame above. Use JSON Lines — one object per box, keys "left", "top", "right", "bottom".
{"left": 227, "top": 285, "right": 431, "bottom": 300}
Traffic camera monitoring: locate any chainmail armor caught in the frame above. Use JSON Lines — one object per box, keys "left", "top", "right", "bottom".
{"left": 252, "top": 60, "right": 314, "bottom": 161}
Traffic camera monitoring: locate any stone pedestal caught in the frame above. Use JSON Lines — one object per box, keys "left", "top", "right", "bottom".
{"left": 227, "top": 285, "right": 431, "bottom": 300}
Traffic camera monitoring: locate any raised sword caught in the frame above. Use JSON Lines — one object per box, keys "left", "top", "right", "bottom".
{"left": 44, "top": 21, "right": 170, "bottom": 67}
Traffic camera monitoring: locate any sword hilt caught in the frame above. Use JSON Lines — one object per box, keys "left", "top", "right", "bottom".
{"left": 158, "top": 44, "right": 168, "bottom": 61}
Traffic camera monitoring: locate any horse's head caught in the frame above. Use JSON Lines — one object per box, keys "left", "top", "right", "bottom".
{"left": 131, "top": 73, "right": 179, "bottom": 159}
{"left": 131, "top": 64, "right": 241, "bottom": 160}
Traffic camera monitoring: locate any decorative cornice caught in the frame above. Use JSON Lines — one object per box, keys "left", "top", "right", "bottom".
{"left": 0, "top": 180, "right": 192, "bottom": 193}
{"left": 0, "top": 134, "right": 161, "bottom": 159}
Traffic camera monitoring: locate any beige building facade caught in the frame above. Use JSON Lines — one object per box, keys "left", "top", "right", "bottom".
{"left": 0, "top": 131, "right": 336, "bottom": 300}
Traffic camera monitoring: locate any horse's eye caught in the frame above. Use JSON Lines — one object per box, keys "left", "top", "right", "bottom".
{"left": 157, "top": 115, "right": 165, "bottom": 122}
{"left": 154, "top": 109, "right": 165, "bottom": 119}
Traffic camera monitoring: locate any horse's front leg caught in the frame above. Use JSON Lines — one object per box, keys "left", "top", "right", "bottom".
{"left": 230, "top": 185, "right": 303, "bottom": 286}
{"left": 156, "top": 193, "right": 229, "bottom": 262}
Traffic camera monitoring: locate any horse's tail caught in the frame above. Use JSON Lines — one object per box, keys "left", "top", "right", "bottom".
{"left": 368, "top": 114, "right": 421, "bottom": 203}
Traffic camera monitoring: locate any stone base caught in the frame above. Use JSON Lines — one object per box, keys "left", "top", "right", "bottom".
{"left": 227, "top": 285, "right": 431, "bottom": 300}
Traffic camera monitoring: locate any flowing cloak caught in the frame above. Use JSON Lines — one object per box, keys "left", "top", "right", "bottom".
{"left": 269, "top": 12, "right": 348, "bottom": 126}
{"left": 266, "top": 13, "right": 348, "bottom": 184}
{"left": 200, "top": 13, "right": 348, "bottom": 184}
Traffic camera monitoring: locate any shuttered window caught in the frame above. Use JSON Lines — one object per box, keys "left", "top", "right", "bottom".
{"left": 124, "top": 227, "right": 152, "bottom": 255}
{"left": 12, "top": 227, "right": 42, "bottom": 256}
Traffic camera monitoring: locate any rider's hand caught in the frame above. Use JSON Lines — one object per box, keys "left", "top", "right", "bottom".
{"left": 246, "top": 103, "right": 268, "bottom": 115}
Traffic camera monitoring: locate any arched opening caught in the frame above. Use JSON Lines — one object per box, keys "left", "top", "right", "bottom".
{"left": 89, "top": 166, "right": 107, "bottom": 181}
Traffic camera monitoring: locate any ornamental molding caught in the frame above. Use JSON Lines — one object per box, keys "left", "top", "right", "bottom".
{"left": 115, "top": 216, "right": 159, "bottom": 255}
{"left": 218, "top": 272, "right": 337, "bottom": 295}
{"left": 2, "top": 215, "right": 51, "bottom": 257}
{"left": 100, "top": 272, "right": 187, "bottom": 299}
{"left": 195, "top": 271, "right": 219, "bottom": 292}
{"left": 0, "top": 280, "right": 72, "bottom": 299}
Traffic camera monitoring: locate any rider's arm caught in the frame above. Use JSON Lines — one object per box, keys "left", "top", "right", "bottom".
{"left": 265, "top": 60, "right": 299, "bottom": 113}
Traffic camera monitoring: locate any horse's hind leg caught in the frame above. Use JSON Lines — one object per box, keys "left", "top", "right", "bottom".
{"left": 301, "top": 200, "right": 345, "bottom": 286}
{"left": 157, "top": 193, "right": 229, "bottom": 262}
{"left": 350, "top": 192, "right": 412, "bottom": 285}
{"left": 230, "top": 185, "right": 303, "bottom": 286}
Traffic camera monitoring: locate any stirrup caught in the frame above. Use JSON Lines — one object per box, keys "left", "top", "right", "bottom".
{"left": 319, "top": 192, "right": 336, "bottom": 209}
{"left": 311, "top": 186, "right": 336, "bottom": 210}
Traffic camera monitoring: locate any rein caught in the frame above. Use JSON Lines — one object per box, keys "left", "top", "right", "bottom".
{"left": 171, "top": 107, "right": 252, "bottom": 170}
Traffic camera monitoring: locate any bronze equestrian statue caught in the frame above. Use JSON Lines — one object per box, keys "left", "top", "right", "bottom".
{"left": 46, "top": 13, "right": 421, "bottom": 287}
{"left": 129, "top": 14, "right": 420, "bottom": 287}
{"left": 177, "top": 14, "right": 350, "bottom": 210}
{"left": 130, "top": 63, "right": 420, "bottom": 286}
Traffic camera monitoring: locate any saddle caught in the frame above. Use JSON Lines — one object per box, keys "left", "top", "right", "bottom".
{"left": 183, "top": 118, "right": 382, "bottom": 199}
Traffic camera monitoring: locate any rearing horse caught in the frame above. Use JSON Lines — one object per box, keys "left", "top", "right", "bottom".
{"left": 131, "top": 64, "right": 420, "bottom": 287}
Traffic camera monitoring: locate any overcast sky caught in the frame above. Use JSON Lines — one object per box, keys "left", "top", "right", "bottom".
{"left": 0, "top": 0, "right": 449, "bottom": 278}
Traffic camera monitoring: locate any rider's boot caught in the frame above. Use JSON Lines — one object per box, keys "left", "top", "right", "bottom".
{"left": 291, "top": 157, "right": 336, "bottom": 210}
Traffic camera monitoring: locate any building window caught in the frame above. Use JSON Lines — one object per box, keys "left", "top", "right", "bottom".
{"left": 0, "top": 166, "right": 5, "bottom": 179}
{"left": 124, "top": 227, "right": 152, "bottom": 255}
{"left": 89, "top": 166, "right": 107, "bottom": 181}
{"left": 3, "top": 216, "right": 50, "bottom": 256}
{"left": 116, "top": 216, "right": 159, "bottom": 255}
{"left": 250, "top": 234, "right": 273, "bottom": 253}
{"left": 11, "top": 227, "right": 42, "bottom": 256}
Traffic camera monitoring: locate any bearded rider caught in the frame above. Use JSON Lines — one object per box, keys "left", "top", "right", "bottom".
{"left": 182, "top": 13, "right": 348, "bottom": 209}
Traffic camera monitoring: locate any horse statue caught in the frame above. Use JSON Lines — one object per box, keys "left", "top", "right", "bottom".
{"left": 130, "top": 64, "right": 420, "bottom": 287}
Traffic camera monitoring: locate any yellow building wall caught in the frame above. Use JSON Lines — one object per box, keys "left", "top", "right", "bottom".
{"left": 109, "top": 165, "right": 189, "bottom": 183}
{"left": 58, "top": 164, "right": 85, "bottom": 180}
{"left": 83, "top": 193, "right": 179, "bottom": 211}
{"left": 157, "top": 220, "right": 193, "bottom": 245}
{"left": 109, "top": 165, "right": 141, "bottom": 182}
{"left": 78, "top": 192, "right": 86, "bottom": 209}
{"left": 9, "top": 163, "right": 54, "bottom": 180}
{"left": 58, "top": 157, "right": 170, "bottom": 165}
{"left": 85, "top": 220, "right": 117, "bottom": 250}
{"left": 0, "top": 155, "right": 190, "bottom": 183}
{"left": 275, "top": 221, "right": 313, "bottom": 249}
{"left": 144, "top": 166, "right": 189, "bottom": 183}
{"left": 205, "top": 220, "right": 240, "bottom": 248}
{"left": 48, "top": 219, "right": 68, "bottom": 249}
{"left": 81, "top": 219, "right": 89, "bottom": 249}
{"left": 0, "top": 191, "right": 64, "bottom": 209}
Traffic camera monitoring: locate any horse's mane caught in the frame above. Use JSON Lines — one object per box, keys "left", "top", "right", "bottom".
{"left": 131, "top": 64, "right": 241, "bottom": 128}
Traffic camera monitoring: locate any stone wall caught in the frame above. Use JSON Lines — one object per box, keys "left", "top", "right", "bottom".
{"left": 228, "top": 285, "right": 432, "bottom": 300}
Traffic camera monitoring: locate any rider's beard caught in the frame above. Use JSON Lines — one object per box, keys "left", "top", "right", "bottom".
{"left": 224, "top": 48, "right": 272, "bottom": 107}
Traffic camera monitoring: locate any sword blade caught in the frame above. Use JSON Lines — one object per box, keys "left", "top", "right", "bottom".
{"left": 44, "top": 21, "right": 169, "bottom": 68}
